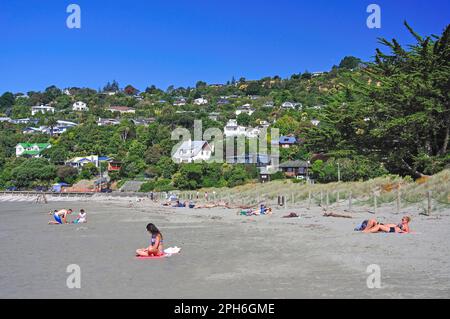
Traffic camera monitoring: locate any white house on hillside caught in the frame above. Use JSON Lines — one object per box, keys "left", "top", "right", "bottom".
{"left": 235, "top": 104, "right": 255, "bottom": 116}
{"left": 281, "top": 102, "right": 296, "bottom": 110}
{"left": 224, "top": 119, "right": 261, "bottom": 138}
{"left": 73, "top": 101, "right": 89, "bottom": 111}
{"left": 15, "top": 143, "right": 51, "bottom": 158}
{"left": 65, "top": 155, "right": 100, "bottom": 169}
{"left": 31, "top": 105, "right": 55, "bottom": 116}
{"left": 97, "top": 118, "right": 121, "bottom": 126}
{"left": 172, "top": 140, "right": 213, "bottom": 163}
{"left": 193, "top": 98, "right": 208, "bottom": 105}
{"left": 108, "top": 106, "right": 136, "bottom": 114}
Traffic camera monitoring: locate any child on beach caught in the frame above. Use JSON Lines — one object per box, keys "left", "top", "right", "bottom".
{"left": 136, "top": 223, "right": 164, "bottom": 257}
{"left": 362, "top": 216, "right": 411, "bottom": 234}
{"left": 48, "top": 209, "right": 73, "bottom": 225}
{"left": 73, "top": 209, "right": 87, "bottom": 224}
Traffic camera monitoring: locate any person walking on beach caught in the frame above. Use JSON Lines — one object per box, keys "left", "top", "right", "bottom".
{"left": 363, "top": 216, "right": 411, "bottom": 234}
{"left": 196, "top": 191, "right": 199, "bottom": 199}
{"left": 48, "top": 209, "right": 73, "bottom": 225}
{"left": 136, "top": 223, "right": 164, "bottom": 257}
{"left": 205, "top": 192, "right": 209, "bottom": 202}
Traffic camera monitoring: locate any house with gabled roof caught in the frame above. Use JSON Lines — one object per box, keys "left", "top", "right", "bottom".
{"left": 15, "top": 143, "right": 51, "bottom": 158}
{"left": 66, "top": 155, "right": 112, "bottom": 169}
{"left": 172, "top": 140, "right": 213, "bottom": 163}
{"left": 73, "top": 101, "right": 89, "bottom": 112}
{"left": 279, "top": 160, "right": 311, "bottom": 179}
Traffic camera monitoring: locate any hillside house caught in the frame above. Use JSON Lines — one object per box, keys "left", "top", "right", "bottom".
{"left": 31, "top": 105, "right": 55, "bottom": 116}
{"left": 172, "top": 140, "right": 213, "bottom": 163}
{"left": 15, "top": 143, "right": 51, "bottom": 158}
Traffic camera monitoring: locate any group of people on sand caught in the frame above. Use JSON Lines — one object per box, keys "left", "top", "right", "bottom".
{"left": 48, "top": 209, "right": 87, "bottom": 225}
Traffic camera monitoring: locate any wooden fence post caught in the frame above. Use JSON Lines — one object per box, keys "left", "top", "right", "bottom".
{"left": 308, "top": 190, "right": 312, "bottom": 210}
{"left": 348, "top": 191, "right": 353, "bottom": 211}
{"left": 396, "top": 184, "right": 401, "bottom": 214}
{"left": 427, "top": 191, "right": 432, "bottom": 216}
{"left": 373, "top": 189, "right": 377, "bottom": 214}
{"left": 320, "top": 190, "right": 324, "bottom": 207}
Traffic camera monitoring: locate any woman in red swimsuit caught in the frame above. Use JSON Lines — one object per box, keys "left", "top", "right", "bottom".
{"left": 136, "top": 223, "right": 164, "bottom": 257}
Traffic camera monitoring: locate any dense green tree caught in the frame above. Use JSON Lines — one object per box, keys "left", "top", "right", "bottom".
{"left": 10, "top": 158, "right": 57, "bottom": 188}
{"left": 56, "top": 166, "right": 79, "bottom": 184}
{"left": 338, "top": 56, "right": 362, "bottom": 70}
{"left": 0, "top": 92, "right": 14, "bottom": 113}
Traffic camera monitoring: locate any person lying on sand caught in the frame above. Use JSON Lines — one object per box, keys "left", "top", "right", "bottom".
{"left": 172, "top": 200, "right": 187, "bottom": 208}
{"left": 73, "top": 209, "right": 87, "bottom": 224}
{"left": 136, "top": 223, "right": 164, "bottom": 257}
{"left": 362, "top": 216, "right": 411, "bottom": 234}
{"left": 238, "top": 206, "right": 273, "bottom": 216}
{"left": 48, "top": 209, "right": 73, "bottom": 225}
{"left": 259, "top": 204, "right": 272, "bottom": 215}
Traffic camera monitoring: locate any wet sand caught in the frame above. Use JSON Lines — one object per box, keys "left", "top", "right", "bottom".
{"left": 0, "top": 198, "right": 449, "bottom": 299}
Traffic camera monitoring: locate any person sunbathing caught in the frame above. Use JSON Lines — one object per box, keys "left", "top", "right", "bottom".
{"left": 363, "top": 216, "right": 411, "bottom": 234}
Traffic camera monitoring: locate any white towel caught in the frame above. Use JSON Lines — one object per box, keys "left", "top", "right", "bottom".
{"left": 164, "top": 246, "right": 181, "bottom": 255}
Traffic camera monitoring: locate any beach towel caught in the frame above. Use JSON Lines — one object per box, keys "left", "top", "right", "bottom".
{"left": 136, "top": 254, "right": 167, "bottom": 260}
{"left": 239, "top": 210, "right": 252, "bottom": 216}
{"left": 164, "top": 246, "right": 181, "bottom": 255}
{"left": 136, "top": 247, "right": 181, "bottom": 260}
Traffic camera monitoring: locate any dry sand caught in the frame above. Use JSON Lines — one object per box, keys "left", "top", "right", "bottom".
{"left": 0, "top": 196, "right": 449, "bottom": 299}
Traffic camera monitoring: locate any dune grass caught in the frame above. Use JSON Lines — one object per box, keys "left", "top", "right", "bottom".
{"left": 178, "top": 169, "right": 450, "bottom": 212}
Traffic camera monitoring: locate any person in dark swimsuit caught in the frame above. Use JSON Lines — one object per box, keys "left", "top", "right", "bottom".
{"left": 363, "top": 216, "right": 411, "bottom": 234}
{"left": 136, "top": 223, "right": 164, "bottom": 256}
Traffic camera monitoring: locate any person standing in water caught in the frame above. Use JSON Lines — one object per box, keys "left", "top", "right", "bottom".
{"left": 136, "top": 223, "right": 164, "bottom": 257}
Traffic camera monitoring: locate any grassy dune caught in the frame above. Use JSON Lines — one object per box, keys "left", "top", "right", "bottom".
{"left": 180, "top": 170, "right": 450, "bottom": 213}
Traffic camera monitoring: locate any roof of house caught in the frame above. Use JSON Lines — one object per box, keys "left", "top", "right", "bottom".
{"left": 173, "top": 141, "right": 211, "bottom": 159}
{"left": 279, "top": 136, "right": 297, "bottom": 144}
{"left": 279, "top": 160, "right": 310, "bottom": 168}
{"left": 32, "top": 105, "right": 54, "bottom": 109}
{"left": 17, "top": 143, "right": 51, "bottom": 149}
{"left": 109, "top": 106, "right": 135, "bottom": 112}
{"left": 16, "top": 143, "right": 51, "bottom": 155}
{"left": 66, "top": 155, "right": 98, "bottom": 164}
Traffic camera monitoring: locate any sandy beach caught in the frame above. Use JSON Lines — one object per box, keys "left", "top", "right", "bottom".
{"left": 0, "top": 196, "right": 449, "bottom": 299}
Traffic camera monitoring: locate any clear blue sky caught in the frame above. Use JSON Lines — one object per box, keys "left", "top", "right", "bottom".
{"left": 0, "top": 0, "right": 449, "bottom": 93}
